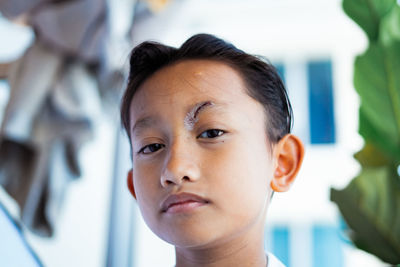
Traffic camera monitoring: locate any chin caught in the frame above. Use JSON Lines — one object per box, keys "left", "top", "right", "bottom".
{"left": 157, "top": 225, "right": 221, "bottom": 249}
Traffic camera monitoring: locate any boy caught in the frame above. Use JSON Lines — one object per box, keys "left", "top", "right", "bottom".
{"left": 120, "top": 34, "right": 304, "bottom": 267}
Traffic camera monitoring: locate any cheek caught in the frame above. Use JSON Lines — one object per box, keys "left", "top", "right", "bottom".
{"left": 205, "top": 140, "right": 271, "bottom": 205}
{"left": 133, "top": 176, "right": 161, "bottom": 233}
{"left": 132, "top": 165, "right": 160, "bottom": 211}
{"left": 133, "top": 158, "right": 161, "bottom": 188}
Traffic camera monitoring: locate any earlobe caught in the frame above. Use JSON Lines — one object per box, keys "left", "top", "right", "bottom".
{"left": 127, "top": 169, "right": 137, "bottom": 199}
{"left": 271, "top": 134, "right": 305, "bottom": 192}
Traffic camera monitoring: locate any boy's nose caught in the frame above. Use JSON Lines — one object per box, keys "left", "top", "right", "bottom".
{"left": 160, "top": 145, "right": 200, "bottom": 187}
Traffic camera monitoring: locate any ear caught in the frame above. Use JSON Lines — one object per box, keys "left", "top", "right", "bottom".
{"left": 271, "top": 134, "right": 305, "bottom": 192}
{"left": 127, "top": 169, "right": 137, "bottom": 199}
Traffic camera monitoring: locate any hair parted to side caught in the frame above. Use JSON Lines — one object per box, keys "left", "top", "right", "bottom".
{"left": 121, "top": 33, "right": 292, "bottom": 144}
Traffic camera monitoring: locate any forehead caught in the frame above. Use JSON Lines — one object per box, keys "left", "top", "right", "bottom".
{"left": 131, "top": 59, "right": 248, "bottom": 109}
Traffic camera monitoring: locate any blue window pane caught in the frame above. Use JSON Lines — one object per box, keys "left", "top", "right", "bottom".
{"left": 308, "top": 61, "right": 335, "bottom": 144}
{"left": 272, "top": 226, "right": 290, "bottom": 266}
{"left": 312, "top": 225, "right": 343, "bottom": 267}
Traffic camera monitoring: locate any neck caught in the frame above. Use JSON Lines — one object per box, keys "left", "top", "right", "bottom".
{"left": 175, "top": 222, "right": 267, "bottom": 267}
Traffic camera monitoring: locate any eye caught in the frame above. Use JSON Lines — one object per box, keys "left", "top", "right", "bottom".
{"left": 198, "top": 129, "right": 225, "bottom": 139}
{"left": 139, "top": 143, "right": 165, "bottom": 154}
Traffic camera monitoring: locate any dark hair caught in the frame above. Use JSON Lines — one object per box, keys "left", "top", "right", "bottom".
{"left": 121, "top": 33, "right": 292, "bottom": 143}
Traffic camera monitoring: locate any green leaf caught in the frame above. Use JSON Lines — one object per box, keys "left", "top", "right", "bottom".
{"left": 331, "top": 166, "right": 400, "bottom": 264}
{"left": 380, "top": 5, "right": 400, "bottom": 45}
{"left": 343, "top": 0, "right": 395, "bottom": 40}
{"left": 354, "top": 142, "right": 392, "bottom": 167}
{"left": 334, "top": 0, "right": 400, "bottom": 263}
{"left": 359, "top": 108, "right": 400, "bottom": 161}
{"left": 354, "top": 43, "right": 400, "bottom": 161}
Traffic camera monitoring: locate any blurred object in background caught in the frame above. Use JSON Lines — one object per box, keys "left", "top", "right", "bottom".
{"left": 0, "top": 0, "right": 107, "bottom": 61}
{"left": 0, "top": 189, "right": 43, "bottom": 267}
{"left": 144, "top": 0, "right": 172, "bottom": 13}
{"left": 0, "top": 62, "right": 11, "bottom": 79}
{"left": 0, "top": 0, "right": 122, "bottom": 237}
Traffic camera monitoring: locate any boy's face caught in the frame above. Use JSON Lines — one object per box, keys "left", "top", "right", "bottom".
{"left": 128, "top": 59, "right": 277, "bottom": 248}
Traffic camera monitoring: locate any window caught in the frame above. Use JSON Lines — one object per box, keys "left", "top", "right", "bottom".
{"left": 307, "top": 61, "right": 336, "bottom": 144}
{"left": 267, "top": 223, "right": 344, "bottom": 267}
{"left": 271, "top": 225, "right": 290, "bottom": 266}
{"left": 312, "top": 225, "right": 344, "bottom": 267}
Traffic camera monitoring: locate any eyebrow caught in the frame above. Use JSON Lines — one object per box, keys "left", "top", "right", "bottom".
{"left": 192, "top": 101, "right": 214, "bottom": 119}
{"left": 131, "top": 116, "right": 159, "bottom": 137}
{"left": 131, "top": 100, "right": 221, "bottom": 136}
{"left": 184, "top": 101, "right": 215, "bottom": 130}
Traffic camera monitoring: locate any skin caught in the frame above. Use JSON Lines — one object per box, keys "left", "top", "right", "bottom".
{"left": 126, "top": 59, "right": 304, "bottom": 267}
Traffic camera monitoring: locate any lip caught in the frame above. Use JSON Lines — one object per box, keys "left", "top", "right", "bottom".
{"left": 161, "top": 192, "right": 209, "bottom": 214}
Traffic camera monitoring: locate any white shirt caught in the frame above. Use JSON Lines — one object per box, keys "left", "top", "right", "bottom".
{"left": 267, "top": 252, "right": 286, "bottom": 267}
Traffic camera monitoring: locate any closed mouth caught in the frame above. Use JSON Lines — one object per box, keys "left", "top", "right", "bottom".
{"left": 161, "top": 192, "right": 209, "bottom": 213}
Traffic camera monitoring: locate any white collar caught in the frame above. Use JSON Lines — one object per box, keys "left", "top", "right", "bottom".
{"left": 266, "top": 252, "right": 286, "bottom": 267}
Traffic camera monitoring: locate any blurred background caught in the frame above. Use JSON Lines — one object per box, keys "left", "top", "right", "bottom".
{"left": 0, "top": 0, "right": 398, "bottom": 266}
